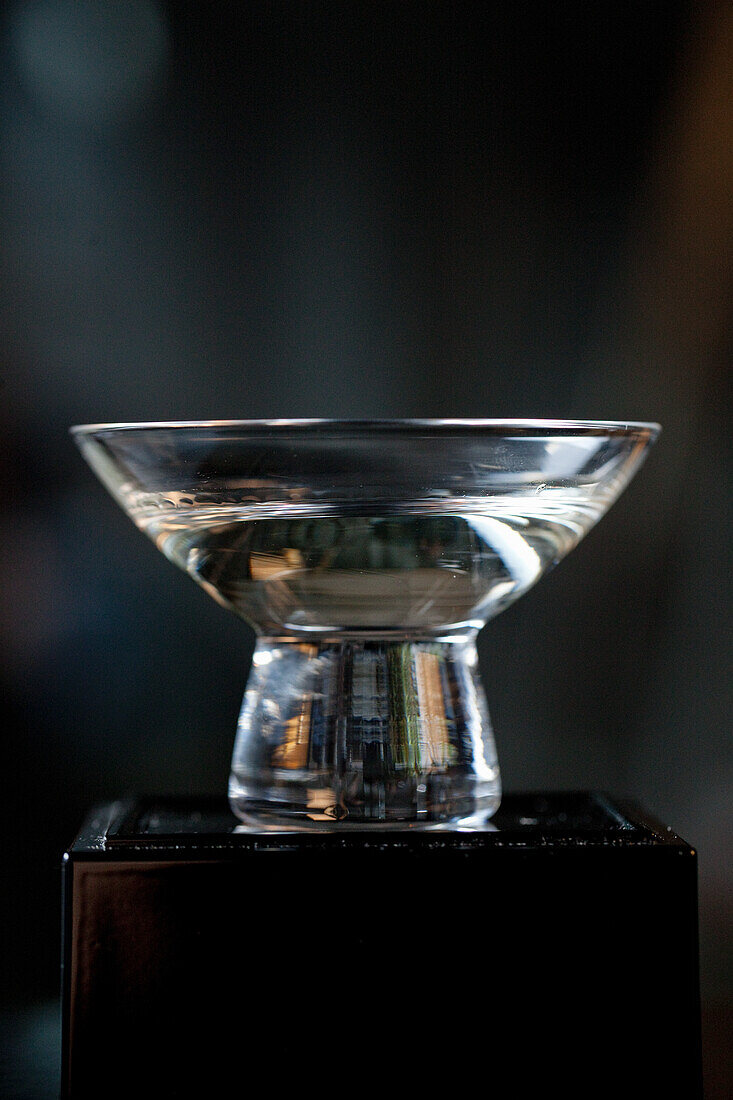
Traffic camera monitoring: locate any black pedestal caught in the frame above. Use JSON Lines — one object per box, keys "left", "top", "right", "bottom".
{"left": 61, "top": 792, "right": 702, "bottom": 1097}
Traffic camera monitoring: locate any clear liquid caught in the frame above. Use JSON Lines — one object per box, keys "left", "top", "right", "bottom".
{"left": 138, "top": 496, "right": 598, "bottom": 634}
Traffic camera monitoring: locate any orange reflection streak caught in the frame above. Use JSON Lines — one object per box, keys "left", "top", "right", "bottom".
{"left": 271, "top": 643, "right": 316, "bottom": 770}
{"left": 249, "top": 548, "right": 305, "bottom": 581}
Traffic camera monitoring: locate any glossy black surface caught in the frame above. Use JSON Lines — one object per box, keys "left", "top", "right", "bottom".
{"left": 69, "top": 789, "right": 679, "bottom": 850}
{"left": 62, "top": 792, "right": 702, "bottom": 1098}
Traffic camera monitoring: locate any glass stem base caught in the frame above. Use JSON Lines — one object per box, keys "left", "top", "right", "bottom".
{"left": 228, "top": 636, "right": 500, "bottom": 829}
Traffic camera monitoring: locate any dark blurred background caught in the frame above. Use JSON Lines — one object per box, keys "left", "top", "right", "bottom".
{"left": 0, "top": 1, "right": 730, "bottom": 1095}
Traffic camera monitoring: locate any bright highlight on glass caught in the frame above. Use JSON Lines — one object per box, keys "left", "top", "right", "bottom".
{"left": 72, "top": 418, "right": 659, "bottom": 829}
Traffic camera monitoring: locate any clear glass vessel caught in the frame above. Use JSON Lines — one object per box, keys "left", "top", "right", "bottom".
{"left": 72, "top": 418, "right": 659, "bottom": 829}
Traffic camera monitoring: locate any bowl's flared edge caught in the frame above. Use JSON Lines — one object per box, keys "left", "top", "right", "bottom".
{"left": 69, "top": 418, "right": 662, "bottom": 437}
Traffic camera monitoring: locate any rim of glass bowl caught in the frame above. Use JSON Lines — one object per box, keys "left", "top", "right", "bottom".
{"left": 70, "top": 418, "right": 661, "bottom": 436}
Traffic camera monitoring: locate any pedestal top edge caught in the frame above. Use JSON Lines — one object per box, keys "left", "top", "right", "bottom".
{"left": 63, "top": 791, "right": 694, "bottom": 858}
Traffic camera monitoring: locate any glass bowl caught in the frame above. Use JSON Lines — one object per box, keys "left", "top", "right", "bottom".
{"left": 72, "top": 418, "right": 659, "bottom": 829}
